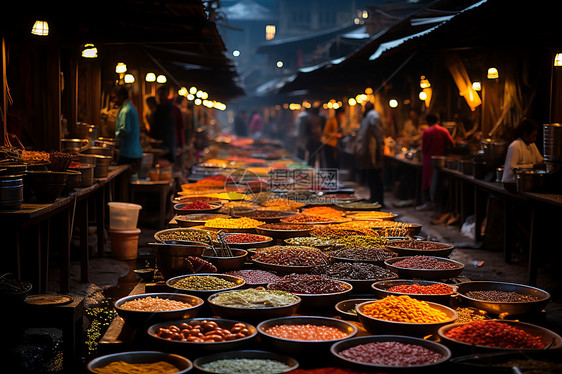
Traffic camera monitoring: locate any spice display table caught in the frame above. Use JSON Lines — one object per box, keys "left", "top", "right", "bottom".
{"left": 440, "top": 166, "right": 562, "bottom": 285}
{"left": 0, "top": 165, "right": 130, "bottom": 293}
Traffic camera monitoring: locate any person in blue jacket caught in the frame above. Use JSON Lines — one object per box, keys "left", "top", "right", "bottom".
{"left": 111, "top": 85, "right": 143, "bottom": 174}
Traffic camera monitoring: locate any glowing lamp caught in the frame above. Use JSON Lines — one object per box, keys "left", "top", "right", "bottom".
{"left": 487, "top": 67, "right": 499, "bottom": 79}
{"left": 31, "top": 20, "right": 49, "bottom": 36}
{"left": 145, "top": 72, "right": 156, "bottom": 82}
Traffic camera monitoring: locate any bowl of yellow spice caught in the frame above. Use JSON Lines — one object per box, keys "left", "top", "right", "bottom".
{"left": 356, "top": 295, "right": 457, "bottom": 337}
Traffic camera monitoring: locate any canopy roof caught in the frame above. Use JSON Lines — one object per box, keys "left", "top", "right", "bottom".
{"left": 277, "top": 0, "right": 558, "bottom": 97}
{"left": 2, "top": 0, "right": 244, "bottom": 100}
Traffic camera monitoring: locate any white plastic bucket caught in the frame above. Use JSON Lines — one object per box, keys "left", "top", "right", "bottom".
{"left": 108, "top": 202, "right": 142, "bottom": 230}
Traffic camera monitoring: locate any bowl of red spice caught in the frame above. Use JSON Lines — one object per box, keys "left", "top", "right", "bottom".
{"left": 384, "top": 255, "right": 464, "bottom": 280}
{"left": 174, "top": 201, "right": 223, "bottom": 215}
{"left": 372, "top": 279, "right": 457, "bottom": 305}
{"left": 330, "top": 335, "right": 451, "bottom": 371}
{"left": 220, "top": 233, "right": 274, "bottom": 250}
{"left": 257, "top": 316, "right": 357, "bottom": 355}
{"left": 437, "top": 320, "right": 562, "bottom": 353}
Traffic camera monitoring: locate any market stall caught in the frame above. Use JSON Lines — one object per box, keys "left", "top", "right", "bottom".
{"left": 90, "top": 137, "right": 561, "bottom": 373}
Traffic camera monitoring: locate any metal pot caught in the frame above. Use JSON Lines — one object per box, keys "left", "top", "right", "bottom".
{"left": 496, "top": 168, "right": 504, "bottom": 182}
{"left": 0, "top": 175, "right": 23, "bottom": 210}
{"left": 459, "top": 159, "right": 473, "bottom": 175}
{"left": 481, "top": 139, "right": 508, "bottom": 168}
{"left": 61, "top": 138, "right": 90, "bottom": 154}
{"left": 83, "top": 146, "right": 112, "bottom": 158}
{"left": 151, "top": 242, "right": 210, "bottom": 279}
{"left": 74, "top": 122, "right": 98, "bottom": 143}
{"left": 516, "top": 169, "right": 546, "bottom": 193}
{"left": 544, "top": 123, "right": 562, "bottom": 163}
{"left": 77, "top": 153, "right": 97, "bottom": 166}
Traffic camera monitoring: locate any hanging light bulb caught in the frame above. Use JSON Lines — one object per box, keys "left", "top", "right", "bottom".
{"left": 554, "top": 53, "right": 562, "bottom": 67}
{"left": 81, "top": 43, "right": 98, "bottom": 58}
{"left": 178, "top": 87, "right": 188, "bottom": 96}
{"left": 389, "top": 99, "right": 398, "bottom": 108}
{"left": 31, "top": 20, "right": 49, "bottom": 36}
{"left": 156, "top": 75, "right": 167, "bottom": 83}
{"left": 189, "top": 87, "right": 197, "bottom": 94}
{"left": 145, "top": 72, "right": 156, "bottom": 82}
{"left": 124, "top": 74, "right": 135, "bottom": 84}
{"left": 487, "top": 67, "right": 499, "bottom": 79}
{"left": 472, "top": 81, "right": 481, "bottom": 91}
{"left": 115, "top": 62, "right": 127, "bottom": 74}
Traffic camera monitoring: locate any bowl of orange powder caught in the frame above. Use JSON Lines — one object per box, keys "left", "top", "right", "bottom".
{"left": 356, "top": 295, "right": 457, "bottom": 337}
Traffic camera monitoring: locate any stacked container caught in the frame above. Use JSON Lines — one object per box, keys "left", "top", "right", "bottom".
{"left": 108, "top": 202, "right": 142, "bottom": 260}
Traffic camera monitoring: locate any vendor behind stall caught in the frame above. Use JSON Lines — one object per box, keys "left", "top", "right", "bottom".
{"left": 501, "top": 117, "right": 545, "bottom": 183}
{"left": 112, "top": 85, "right": 143, "bottom": 173}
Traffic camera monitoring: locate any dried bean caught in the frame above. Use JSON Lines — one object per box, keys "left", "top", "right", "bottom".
{"left": 464, "top": 290, "right": 539, "bottom": 302}
{"left": 444, "top": 321, "right": 545, "bottom": 349}
{"left": 268, "top": 274, "right": 347, "bottom": 294}
{"left": 392, "top": 255, "right": 460, "bottom": 270}
{"left": 312, "top": 262, "right": 397, "bottom": 280}
{"left": 339, "top": 341, "right": 443, "bottom": 366}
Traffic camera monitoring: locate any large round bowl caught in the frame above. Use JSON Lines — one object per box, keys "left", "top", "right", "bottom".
{"left": 113, "top": 293, "right": 204, "bottom": 328}
{"left": 384, "top": 256, "right": 464, "bottom": 280}
{"left": 175, "top": 213, "right": 230, "bottom": 227}
{"left": 257, "top": 316, "right": 357, "bottom": 355}
{"left": 267, "top": 280, "right": 353, "bottom": 309}
{"left": 437, "top": 319, "right": 562, "bottom": 354}
{"left": 207, "top": 289, "right": 301, "bottom": 321}
{"left": 166, "top": 273, "right": 245, "bottom": 298}
{"left": 173, "top": 201, "right": 222, "bottom": 215}
{"left": 233, "top": 210, "right": 296, "bottom": 223}
{"left": 250, "top": 258, "right": 317, "bottom": 275}
{"left": 87, "top": 351, "right": 192, "bottom": 374}
{"left": 256, "top": 224, "right": 314, "bottom": 240}
{"left": 152, "top": 242, "right": 211, "bottom": 279}
{"left": 372, "top": 279, "right": 457, "bottom": 305}
{"left": 193, "top": 350, "right": 298, "bottom": 374}
{"left": 155, "top": 227, "right": 216, "bottom": 245}
{"left": 147, "top": 317, "right": 257, "bottom": 354}
{"left": 331, "top": 335, "right": 451, "bottom": 372}
{"left": 356, "top": 299, "right": 457, "bottom": 337}
{"left": 201, "top": 248, "right": 248, "bottom": 272}
{"left": 386, "top": 240, "right": 455, "bottom": 258}
{"left": 455, "top": 280, "right": 551, "bottom": 316}
{"left": 220, "top": 233, "right": 274, "bottom": 250}
{"left": 335, "top": 298, "right": 378, "bottom": 321}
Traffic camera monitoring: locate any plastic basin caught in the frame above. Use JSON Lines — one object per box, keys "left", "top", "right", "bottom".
{"left": 108, "top": 202, "right": 142, "bottom": 230}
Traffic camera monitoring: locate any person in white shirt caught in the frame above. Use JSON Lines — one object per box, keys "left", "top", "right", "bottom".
{"left": 502, "top": 117, "right": 545, "bottom": 183}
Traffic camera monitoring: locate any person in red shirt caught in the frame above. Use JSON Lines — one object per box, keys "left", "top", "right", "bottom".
{"left": 417, "top": 113, "right": 454, "bottom": 211}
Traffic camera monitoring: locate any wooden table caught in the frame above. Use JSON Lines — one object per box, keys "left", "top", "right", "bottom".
{"left": 440, "top": 166, "right": 562, "bottom": 285}
{"left": 0, "top": 165, "right": 130, "bottom": 293}
{"left": 384, "top": 154, "right": 423, "bottom": 204}
{"left": 130, "top": 179, "right": 175, "bottom": 229}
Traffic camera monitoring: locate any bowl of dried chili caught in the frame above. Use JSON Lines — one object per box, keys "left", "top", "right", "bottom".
{"left": 174, "top": 201, "right": 223, "bottom": 215}
{"left": 437, "top": 320, "right": 562, "bottom": 354}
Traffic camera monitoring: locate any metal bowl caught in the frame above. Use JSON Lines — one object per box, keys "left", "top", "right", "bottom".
{"left": 166, "top": 273, "right": 245, "bottom": 298}
{"left": 201, "top": 249, "right": 248, "bottom": 272}
{"left": 255, "top": 225, "right": 314, "bottom": 240}
{"left": 356, "top": 300, "right": 458, "bottom": 337}
{"left": 257, "top": 316, "right": 357, "bottom": 355}
{"left": 448, "top": 350, "right": 562, "bottom": 372}
{"left": 154, "top": 227, "right": 216, "bottom": 245}
{"left": 175, "top": 213, "right": 230, "bottom": 227}
{"left": 455, "top": 281, "right": 551, "bottom": 315}
{"left": 330, "top": 335, "right": 451, "bottom": 372}
{"left": 173, "top": 202, "right": 223, "bottom": 215}
{"left": 193, "top": 350, "right": 298, "bottom": 374}
{"left": 437, "top": 319, "right": 562, "bottom": 354}
{"left": 207, "top": 289, "right": 301, "bottom": 322}
{"left": 87, "top": 351, "right": 192, "bottom": 374}
{"left": 147, "top": 317, "right": 257, "bottom": 354}
{"left": 386, "top": 240, "right": 455, "bottom": 258}
{"left": 384, "top": 256, "right": 465, "bottom": 280}
{"left": 268, "top": 280, "right": 353, "bottom": 309}
{"left": 220, "top": 233, "right": 274, "bottom": 249}
{"left": 151, "top": 242, "right": 211, "bottom": 280}
{"left": 233, "top": 210, "right": 297, "bottom": 223}
{"left": 334, "top": 298, "right": 378, "bottom": 321}
{"left": 113, "top": 293, "right": 204, "bottom": 327}
{"left": 372, "top": 279, "right": 457, "bottom": 305}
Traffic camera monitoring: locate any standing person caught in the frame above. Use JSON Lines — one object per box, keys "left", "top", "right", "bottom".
{"left": 151, "top": 86, "right": 177, "bottom": 163}
{"left": 354, "top": 102, "right": 385, "bottom": 205}
{"left": 502, "top": 117, "right": 545, "bottom": 183}
{"left": 111, "top": 85, "right": 143, "bottom": 173}
{"left": 249, "top": 110, "right": 264, "bottom": 137}
{"left": 417, "top": 113, "right": 454, "bottom": 211}
{"left": 322, "top": 106, "right": 344, "bottom": 169}
{"left": 306, "top": 106, "right": 326, "bottom": 168}
{"left": 234, "top": 110, "right": 248, "bottom": 137}
{"left": 143, "top": 96, "right": 157, "bottom": 135}
{"left": 293, "top": 108, "right": 309, "bottom": 160}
